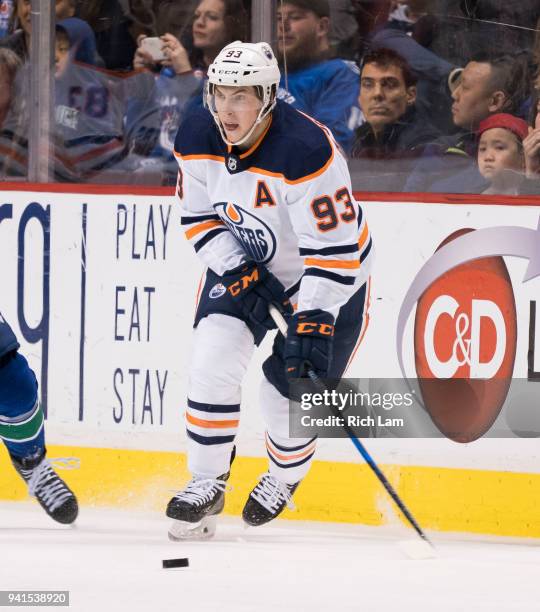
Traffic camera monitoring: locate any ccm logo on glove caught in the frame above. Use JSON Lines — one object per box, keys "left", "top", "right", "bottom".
{"left": 296, "top": 321, "right": 334, "bottom": 336}
{"left": 227, "top": 266, "right": 259, "bottom": 297}
{"left": 285, "top": 309, "right": 335, "bottom": 379}
{"left": 223, "top": 261, "right": 292, "bottom": 332}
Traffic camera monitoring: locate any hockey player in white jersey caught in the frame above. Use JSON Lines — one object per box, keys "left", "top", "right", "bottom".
{"left": 167, "top": 40, "right": 372, "bottom": 538}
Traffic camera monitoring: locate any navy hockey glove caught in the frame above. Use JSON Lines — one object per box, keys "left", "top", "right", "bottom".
{"left": 284, "top": 310, "right": 335, "bottom": 379}
{"left": 224, "top": 261, "right": 293, "bottom": 330}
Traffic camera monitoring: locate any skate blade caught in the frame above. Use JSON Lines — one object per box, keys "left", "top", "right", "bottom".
{"left": 168, "top": 516, "right": 217, "bottom": 541}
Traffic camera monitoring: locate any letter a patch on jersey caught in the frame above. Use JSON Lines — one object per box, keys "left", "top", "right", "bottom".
{"left": 254, "top": 180, "right": 276, "bottom": 208}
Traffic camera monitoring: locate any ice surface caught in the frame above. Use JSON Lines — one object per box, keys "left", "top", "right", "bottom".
{"left": 1, "top": 501, "right": 538, "bottom": 612}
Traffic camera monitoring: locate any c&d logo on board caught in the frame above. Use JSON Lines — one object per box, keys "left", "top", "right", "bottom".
{"left": 415, "top": 228, "right": 517, "bottom": 381}
{"left": 413, "top": 229, "right": 517, "bottom": 442}
{"left": 397, "top": 221, "right": 540, "bottom": 442}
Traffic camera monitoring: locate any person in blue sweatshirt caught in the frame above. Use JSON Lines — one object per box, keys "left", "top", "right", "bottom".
{"left": 275, "top": 0, "right": 360, "bottom": 154}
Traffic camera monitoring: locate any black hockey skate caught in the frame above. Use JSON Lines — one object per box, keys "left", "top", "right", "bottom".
{"left": 242, "top": 472, "right": 299, "bottom": 527}
{"left": 167, "top": 446, "right": 236, "bottom": 540}
{"left": 11, "top": 449, "right": 78, "bottom": 524}
{"left": 166, "top": 471, "right": 230, "bottom": 541}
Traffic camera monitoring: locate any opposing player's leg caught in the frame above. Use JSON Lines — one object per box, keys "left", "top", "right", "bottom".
{"left": 0, "top": 315, "right": 78, "bottom": 524}
{"left": 167, "top": 313, "right": 255, "bottom": 540}
{"left": 243, "top": 283, "right": 368, "bottom": 526}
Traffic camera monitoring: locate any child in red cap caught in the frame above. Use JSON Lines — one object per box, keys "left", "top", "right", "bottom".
{"left": 477, "top": 113, "right": 528, "bottom": 195}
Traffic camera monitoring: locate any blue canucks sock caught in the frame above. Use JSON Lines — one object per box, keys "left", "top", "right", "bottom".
{"left": 0, "top": 352, "right": 45, "bottom": 460}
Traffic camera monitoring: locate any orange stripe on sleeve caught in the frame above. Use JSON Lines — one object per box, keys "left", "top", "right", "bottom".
{"left": 186, "top": 413, "right": 239, "bottom": 429}
{"left": 344, "top": 275, "right": 372, "bottom": 374}
{"left": 358, "top": 223, "right": 369, "bottom": 250}
{"left": 174, "top": 151, "right": 225, "bottom": 162}
{"left": 185, "top": 219, "right": 225, "bottom": 240}
{"left": 304, "top": 257, "right": 360, "bottom": 270}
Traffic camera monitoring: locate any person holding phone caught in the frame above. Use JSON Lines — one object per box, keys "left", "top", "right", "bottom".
{"left": 133, "top": 0, "right": 248, "bottom": 76}
{"left": 126, "top": 0, "right": 249, "bottom": 185}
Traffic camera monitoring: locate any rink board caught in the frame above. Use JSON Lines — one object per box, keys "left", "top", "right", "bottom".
{"left": 0, "top": 186, "right": 539, "bottom": 537}
{"left": 1, "top": 444, "right": 540, "bottom": 538}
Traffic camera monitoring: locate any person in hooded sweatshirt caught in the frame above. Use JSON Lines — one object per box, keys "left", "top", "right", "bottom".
{"left": 52, "top": 17, "right": 128, "bottom": 182}
{"left": 0, "top": 17, "right": 129, "bottom": 181}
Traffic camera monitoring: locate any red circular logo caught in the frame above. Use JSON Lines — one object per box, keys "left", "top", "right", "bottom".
{"left": 414, "top": 228, "right": 517, "bottom": 442}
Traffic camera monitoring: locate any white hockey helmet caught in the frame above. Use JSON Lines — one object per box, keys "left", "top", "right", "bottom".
{"left": 205, "top": 41, "right": 281, "bottom": 146}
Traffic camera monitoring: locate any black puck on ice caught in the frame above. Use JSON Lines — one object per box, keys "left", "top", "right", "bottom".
{"left": 162, "top": 558, "right": 189, "bottom": 569}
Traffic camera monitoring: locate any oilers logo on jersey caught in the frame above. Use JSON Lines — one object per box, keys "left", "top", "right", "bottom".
{"left": 214, "top": 203, "right": 277, "bottom": 264}
{"left": 209, "top": 283, "right": 227, "bottom": 299}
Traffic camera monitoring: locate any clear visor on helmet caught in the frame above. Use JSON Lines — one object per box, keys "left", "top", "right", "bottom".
{"left": 207, "top": 84, "right": 265, "bottom": 115}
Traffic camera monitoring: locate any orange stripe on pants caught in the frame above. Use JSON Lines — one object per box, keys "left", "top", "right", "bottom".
{"left": 186, "top": 413, "right": 239, "bottom": 429}
{"left": 265, "top": 439, "right": 316, "bottom": 461}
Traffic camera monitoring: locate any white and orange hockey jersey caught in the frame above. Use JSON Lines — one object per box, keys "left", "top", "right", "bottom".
{"left": 174, "top": 100, "right": 372, "bottom": 319}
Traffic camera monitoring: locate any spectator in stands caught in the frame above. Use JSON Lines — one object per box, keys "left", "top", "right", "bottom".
{"left": 0, "top": 47, "right": 25, "bottom": 178}
{"left": 276, "top": 0, "right": 360, "bottom": 153}
{"left": 0, "top": 0, "right": 30, "bottom": 59}
{"left": 405, "top": 53, "right": 529, "bottom": 192}
{"left": 0, "top": 0, "right": 14, "bottom": 39}
{"left": 477, "top": 113, "right": 527, "bottom": 195}
{"left": 75, "top": 0, "right": 136, "bottom": 71}
{"left": 350, "top": 48, "right": 439, "bottom": 189}
{"left": 450, "top": 56, "right": 527, "bottom": 134}
{"left": 0, "top": 47, "right": 19, "bottom": 128}
{"left": 153, "top": 1, "right": 200, "bottom": 39}
{"left": 455, "top": 0, "right": 540, "bottom": 61}
{"left": 328, "top": 0, "right": 360, "bottom": 60}
{"left": 524, "top": 89, "right": 540, "bottom": 181}
{"left": 0, "top": 17, "right": 128, "bottom": 181}
{"left": 386, "top": 0, "right": 429, "bottom": 33}
{"left": 370, "top": 0, "right": 456, "bottom": 130}
{"left": 0, "top": 0, "right": 76, "bottom": 61}
{"left": 53, "top": 17, "right": 128, "bottom": 181}
{"left": 133, "top": 0, "right": 248, "bottom": 75}
{"left": 392, "top": 1, "right": 540, "bottom": 69}
{"left": 126, "top": 0, "right": 249, "bottom": 184}
{"left": 351, "top": 0, "right": 392, "bottom": 54}
{"left": 0, "top": 44, "right": 25, "bottom": 179}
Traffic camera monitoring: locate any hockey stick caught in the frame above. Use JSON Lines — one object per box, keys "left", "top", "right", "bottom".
{"left": 269, "top": 304, "right": 436, "bottom": 558}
